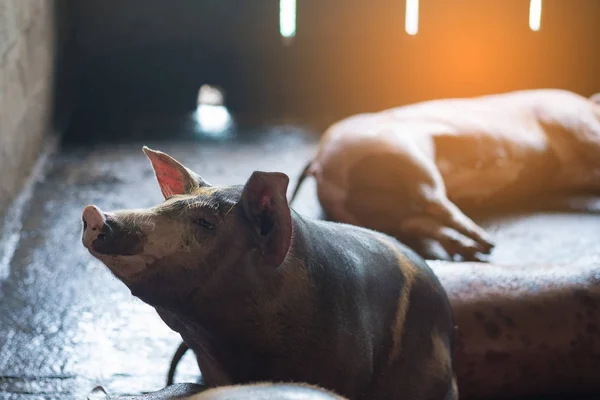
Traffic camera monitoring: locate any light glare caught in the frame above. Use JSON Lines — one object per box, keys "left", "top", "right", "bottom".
{"left": 405, "top": 0, "right": 419, "bottom": 35}
{"left": 194, "top": 105, "right": 232, "bottom": 135}
{"left": 529, "top": 0, "right": 542, "bottom": 31}
{"left": 195, "top": 85, "right": 232, "bottom": 136}
{"left": 280, "top": 0, "right": 297, "bottom": 38}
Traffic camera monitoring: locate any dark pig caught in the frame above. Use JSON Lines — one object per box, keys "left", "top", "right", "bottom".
{"left": 81, "top": 147, "right": 457, "bottom": 400}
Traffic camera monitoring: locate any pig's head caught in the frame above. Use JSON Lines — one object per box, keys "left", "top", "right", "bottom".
{"left": 81, "top": 146, "right": 292, "bottom": 311}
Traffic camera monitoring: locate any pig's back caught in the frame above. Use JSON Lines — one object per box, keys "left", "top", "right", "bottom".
{"left": 311, "top": 88, "right": 596, "bottom": 206}
{"left": 291, "top": 213, "right": 409, "bottom": 329}
{"left": 289, "top": 211, "right": 453, "bottom": 348}
{"left": 283, "top": 212, "right": 455, "bottom": 397}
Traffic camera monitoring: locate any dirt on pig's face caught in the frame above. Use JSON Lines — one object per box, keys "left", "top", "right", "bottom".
{"left": 82, "top": 147, "right": 292, "bottom": 311}
{"left": 84, "top": 187, "right": 241, "bottom": 279}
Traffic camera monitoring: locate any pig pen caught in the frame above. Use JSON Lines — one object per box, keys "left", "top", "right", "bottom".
{"left": 0, "top": 119, "right": 599, "bottom": 400}
{"left": 2, "top": 0, "right": 600, "bottom": 398}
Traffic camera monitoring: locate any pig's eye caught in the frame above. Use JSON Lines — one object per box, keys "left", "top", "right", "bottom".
{"left": 194, "top": 218, "right": 215, "bottom": 230}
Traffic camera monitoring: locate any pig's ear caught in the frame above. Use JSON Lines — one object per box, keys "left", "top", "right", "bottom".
{"left": 240, "top": 171, "right": 292, "bottom": 267}
{"left": 143, "top": 146, "right": 209, "bottom": 199}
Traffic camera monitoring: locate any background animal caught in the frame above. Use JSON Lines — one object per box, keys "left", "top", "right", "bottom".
{"left": 431, "top": 260, "right": 600, "bottom": 399}
{"left": 290, "top": 89, "right": 600, "bottom": 261}
{"left": 87, "top": 382, "right": 346, "bottom": 400}
{"left": 80, "top": 147, "right": 457, "bottom": 400}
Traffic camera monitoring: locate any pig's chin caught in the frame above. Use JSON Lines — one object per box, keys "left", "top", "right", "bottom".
{"left": 87, "top": 250, "right": 156, "bottom": 283}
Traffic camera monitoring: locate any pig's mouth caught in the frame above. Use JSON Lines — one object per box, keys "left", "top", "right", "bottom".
{"left": 81, "top": 205, "right": 146, "bottom": 256}
{"left": 82, "top": 205, "right": 156, "bottom": 281}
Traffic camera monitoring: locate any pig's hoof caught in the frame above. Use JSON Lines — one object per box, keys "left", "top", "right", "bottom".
{"left": 438, "top": 228, "right": 491, "bottom": 261}
{"left": 476, "top": 237, "right": 495, "bottom": 254}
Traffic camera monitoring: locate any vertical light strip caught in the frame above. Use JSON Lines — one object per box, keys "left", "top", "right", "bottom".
{"left": 280, "top": 0, "right": 297, "bottom": 38}
{"left": 405, "top": 0, "right": 419, "bottom": 35}
{"left": 529, "top": 0, "right": 542, "bottom": 31}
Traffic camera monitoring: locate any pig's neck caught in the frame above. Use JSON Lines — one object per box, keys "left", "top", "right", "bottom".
{"left": 154, "top": 222, "right": 316, "bottom": 386}
{"left": 155, "top": 307, "right": 235, "bottom": 386}
{"left": 157, "top": 286, "right": 314, "bottom": 386}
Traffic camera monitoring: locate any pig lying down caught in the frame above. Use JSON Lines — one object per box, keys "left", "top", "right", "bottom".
{"left": 81, "top": 147, "right": 457, "bottom": 400}
{"left": 87, "top": 382, "right": 346, "bottom": 399}
{"left": 290, "top": 89, "right": 600, "bottom": 261}
{"left": 431, "top": 260, "right": 600, "bottom": 399}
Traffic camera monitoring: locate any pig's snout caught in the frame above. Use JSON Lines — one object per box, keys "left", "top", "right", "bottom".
{"left": 82, "top": 205, "right": 145, "bottom": 256}
{"left": 82, "top": 205, "right": 113, "bottom": 250}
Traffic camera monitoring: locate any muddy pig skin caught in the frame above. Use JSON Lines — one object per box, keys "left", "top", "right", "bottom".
{"left": 81, "top": 147, "right": 457, "bottom": 400}
{"left": 87, "top": 382, "right": 346, "bottom": 400}
{"left": 431, "top": 260, "right": 600, "bottom": 399}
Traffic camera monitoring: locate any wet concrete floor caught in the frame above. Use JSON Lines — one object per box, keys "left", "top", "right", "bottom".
{"left": 1, "top": 116, "right": 599, "bottom": 399}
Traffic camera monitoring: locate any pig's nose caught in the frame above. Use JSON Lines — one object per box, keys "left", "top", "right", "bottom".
{"left": 82, "top": 205, "right": 112, "bottom": 248}
{"left": 83, "top": 205, "right": 105, "bottom": 231}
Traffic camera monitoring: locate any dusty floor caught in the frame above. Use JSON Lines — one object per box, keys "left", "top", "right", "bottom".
{"left": 1, "top": 116, "right": 599, "bottom": 399}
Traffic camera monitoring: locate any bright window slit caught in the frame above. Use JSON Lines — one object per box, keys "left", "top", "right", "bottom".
{"left": 405, "top": 0, "right": 419, "bottom": 35}
{"left": 280, "top": 0, "right": 297, "bottom": 38}
{"left": 529, "top": 0, "right": 542, "bottom": 31}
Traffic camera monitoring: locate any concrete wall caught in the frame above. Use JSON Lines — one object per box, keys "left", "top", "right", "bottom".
{"left": 0, "top": 0, "right": 56, "bottom": 217}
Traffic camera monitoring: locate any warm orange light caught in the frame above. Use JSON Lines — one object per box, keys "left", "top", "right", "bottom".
{"left": 405, "top": 0, "right": 419, "bottom": 35}
{"left": 529, "top": 0, "right": 542, "bottom": 31}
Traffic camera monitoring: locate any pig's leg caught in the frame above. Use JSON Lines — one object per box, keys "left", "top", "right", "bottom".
{"left": 424, "top": 196, "right": 495, "bottom": 254}
{"left": 342, "top": 151, "right": 494, "bottom": 259}
{"left": 399, "top": 216, "right": 484, "bottom": 261}
{"left": 394, "top": 150, "right": 495, "bottom": 254}
{"left": 366, "top": 284, "right": 457, "bottom": 400}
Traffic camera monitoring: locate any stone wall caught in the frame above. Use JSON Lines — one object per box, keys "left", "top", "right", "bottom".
{"left": 0, "top": 0, "right": 56, "bottom": 218}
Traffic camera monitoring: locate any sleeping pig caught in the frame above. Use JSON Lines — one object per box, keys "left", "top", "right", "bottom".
{"left": 289, "top": 89, "right": 600, "bottom": 261}
{"left": 81, "top": 146, "right": 457, "bottom": 400}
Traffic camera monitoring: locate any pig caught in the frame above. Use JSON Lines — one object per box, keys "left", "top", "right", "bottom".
{"left": 166, "top": 260, "right": 600, "bottom": 399}
{"left": 81, "top": 147, "right": 458, "bottom": 400}
{"left": 289, "top": 89, "right": 600, "bottom": 261}
{"left": 430, "top": 260, "right": 600, "bottom": 399}
{"left": 87, "top": 384, "right": 204, "bottom": 400}
{"left": 87, "top": 382, "right": 346, "bottom": 400}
